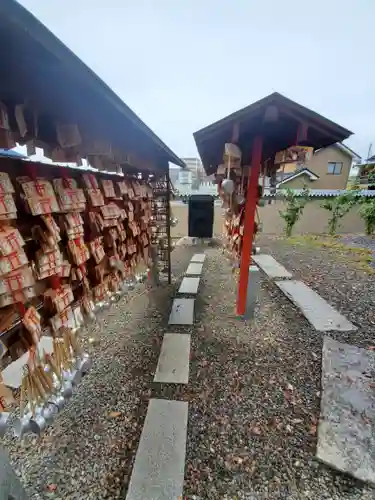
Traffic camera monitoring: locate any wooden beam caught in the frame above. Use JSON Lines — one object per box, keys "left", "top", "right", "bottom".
{"left": 296, "top": 122, "right": 308, "bottom": 144}
{"left": 263, "top": 105, "right": 279, "bottom": 123}
{"left": 279, "top": 106, "right": 343, "bottom": 143}
{"left": 231, "top": 122, "right": 240, "bottom": 143}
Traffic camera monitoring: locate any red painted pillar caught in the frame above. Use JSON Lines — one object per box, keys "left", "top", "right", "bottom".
{"left": 236, "top": 135, "right": 262, "bottom": 316}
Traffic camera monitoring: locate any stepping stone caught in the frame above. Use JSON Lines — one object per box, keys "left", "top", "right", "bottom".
{"left": 185, "top": 263, "right": 203, "bottom": 275}
{"left": 317, "top": 337, "right": 375, "bottom": 485}
{"left": 191, "top": 253, "right": 206, "bottom": 263}
{"left": 275, "top": 280, "right": 356, "bottom": 332}
{"left": 178, "top": 277, "right": 200, "bottom": 294}
{"left": 244, "top": 265, "right": 261, "bottom": 319}
{"left": 0, "top": 449, "right": 28, "bottom": 500}
{"left": 126, "top": 399, "right": 188, "bottom": 500}
{"left": 168, "top": 298, "right": 194, "bottom": 325}
{"left": 154, "top": 334, "right": 190, "bottom": 384}
{"left": 252, "top": 254, "right": 292, "bottom": 278}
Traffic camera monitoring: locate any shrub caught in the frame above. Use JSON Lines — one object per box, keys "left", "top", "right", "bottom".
{"left": 279, "top": 188, "right": 310, "bottom": 237}
{"left": 320, "top": 192, "right": 357, "bottom": 236}
{"left": 359, "top": 198, "right": 375, "bottom": 235}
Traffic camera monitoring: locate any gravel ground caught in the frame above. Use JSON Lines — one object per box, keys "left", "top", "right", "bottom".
{"left": 340, "top": 234, "right": 375, "bottom": 252}
{"left": 258, "top": 235, "right": 375, "bottom": 348}
{"left": 3, "top": 249, "right": 192, "bottom": 500}
{"left": 340, "top": 234, "right": 375, "bottom": 268}
{"left": 158, "top": 245, "right": 374, "bottom": 499}
{"left": 5, "top": 238, "right": 375, "bottom": 499}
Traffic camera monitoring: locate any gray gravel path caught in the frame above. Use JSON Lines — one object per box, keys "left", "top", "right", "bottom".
{"left": 169, "top": 246, "right": 374, "bottom": 499}
{"left": 2, "top": 249, "right": 192, "bottom": 500}
{"left": 5, "top": 239, "right": 374, "bottom": 499}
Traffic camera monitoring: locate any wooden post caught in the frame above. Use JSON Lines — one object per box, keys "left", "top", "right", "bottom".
{"left": 236, "top": 135, "right": 262, "bottom": 316}
{"left": 165, "top": 168, "right": 172, "bottom": 285}
{"left": 232, "top": 123, "right": 240, "bottom": 143}
{"left": 296, "top": 122, "right": 308, "bottom": 144}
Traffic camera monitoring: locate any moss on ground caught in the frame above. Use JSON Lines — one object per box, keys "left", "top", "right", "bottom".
{"left": 284, "top": 234, "right": 375, "bottom": 275}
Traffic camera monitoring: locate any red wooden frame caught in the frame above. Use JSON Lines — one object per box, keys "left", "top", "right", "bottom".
{"left": 236, "top": 135, "right": 262, "bottom": 316}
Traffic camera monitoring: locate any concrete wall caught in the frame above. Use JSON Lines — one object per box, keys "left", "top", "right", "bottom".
{"left": 171, "top": 204, "right": 223, "bottom": 238}
{"left": 258, "top": 199, "right": 364, "bottom": 234}
{"left": 170, "top": 200, "right": 365, "bottom": 238}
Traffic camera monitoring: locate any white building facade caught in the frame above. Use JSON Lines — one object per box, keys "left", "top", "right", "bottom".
{"left": 170, "top": 157, "right": 217, "bottom": 196}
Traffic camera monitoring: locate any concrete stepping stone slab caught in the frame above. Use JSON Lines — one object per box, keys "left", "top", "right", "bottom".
{"left": 185, "top": 263, "right": 203, "bottom": 275}
{"left": 275, "top": 280, "right": 357, "bottom": 332}
{"left": 252, "top": 254, "right": 292, "bottom": 278}
{"left": 243, "top": 265, "right": 261, "bottom": 319}
{"left": 178, "top": 277, "right": 200, "bottom": 294}
{"left": 191, "top": 253, "right": 206, "bottom": 263}
{"left": 168, "top": 298, "right": 194, "bottom": 325}
{"left": 154, "top": 333, "right": 190, "bottom": 384}
{"left": 0, "top": 449, "right": 28, "bottom": 499}
{"left": 126, "top": 399, "right": 188, "bottom": 500}
{"left": 317, "top": 337, "right": 375, "bottom": 485}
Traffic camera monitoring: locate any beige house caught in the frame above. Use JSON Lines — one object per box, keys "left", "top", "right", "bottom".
{"left": 276, "top": 143, "right": 361, "bottom": 191}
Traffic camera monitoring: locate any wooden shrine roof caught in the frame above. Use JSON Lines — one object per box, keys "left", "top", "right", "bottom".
{"left": 194, "top": 92, "right": 353, "bottom": 175}
{"left": 0, "top": 0, "right": 184, "bottom": 171}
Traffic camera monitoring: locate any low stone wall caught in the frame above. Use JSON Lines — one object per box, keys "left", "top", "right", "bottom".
{"left": 170, "top": 204, "right": 223, "bottom": 238}
{"left": 170, "top": 200, "right": 365, "bottom": 238}
{"left": 258, "top": 199, "right": 364, "bottom": 235}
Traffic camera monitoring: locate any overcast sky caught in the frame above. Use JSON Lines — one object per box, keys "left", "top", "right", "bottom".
{"left": 18, "top": 0, "right": 375, "bottom": 160}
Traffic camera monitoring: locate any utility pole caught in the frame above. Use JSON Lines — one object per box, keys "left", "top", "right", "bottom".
{"left": 367, "top": 142, "right": 372, "bottom": 161}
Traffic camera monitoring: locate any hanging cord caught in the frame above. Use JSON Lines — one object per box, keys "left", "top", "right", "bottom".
{"left": 226, "top": 153, "right": 231, "bottom": 180}
{"left": 256, "top": 206, "right": 261, "bottom": 225}
{"left": 262, "top": 160, "right": 268, "bottom": 194}
{"left": 227, "top": 154, "right": 232, "bottom": 211}
{"left": 255, "top": 184, "right": 263, "bottom": 237}
{"left": 239, "top": 165, "right": 245, "bottom": 196}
